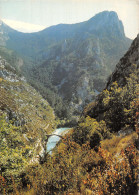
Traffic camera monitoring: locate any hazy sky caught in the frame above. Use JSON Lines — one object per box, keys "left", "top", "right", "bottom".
{"left": 0, "top": 0, "right": 138, "bottom": 39}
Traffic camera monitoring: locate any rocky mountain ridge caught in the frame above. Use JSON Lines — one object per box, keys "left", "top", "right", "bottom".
{"left": 28, "top": 11, "right": 132, "bottom": 119}
{"left": 107, "top": 34, "right": 139, "bottom": 88}
{"left": 0, "top": 11, "right": 132, "bottom": 120}
{"left": 0, "top": 15, "right": 138, "bottom": 195}
{"left": 84, "top": 34, "right": 139, "bottom": 131}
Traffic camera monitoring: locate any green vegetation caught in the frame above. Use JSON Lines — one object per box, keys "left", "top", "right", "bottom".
{"left": 85, "top": 64, "right": 138, "bottom": 133}
{"left": 27, "top": 35, "right": 131, "bottom": 121}
{"left": 28, "top": 55, "right": 108, "bottom": 121}
{"left": 0, "top": 115, "right": 31, "bottom": 192}
{"left": 0, "top": 16, "right": 138, "bottom": 194}
{"left": 0, "top": 11, "right": 131, "bottom": 121}
{"left": 0, "top": 56, "right": 56, "bottom": 193}
{"left": 0, "top": 62, "right": 138, "bottom": 194}
{"left": 73, "top": 117, "right": 111, "bottom": 147}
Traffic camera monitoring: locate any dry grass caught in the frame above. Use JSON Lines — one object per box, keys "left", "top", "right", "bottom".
{"left": 116, "top": 132, "right": 138, "bottom": 153}
{"left": 101, "top": 131, "right": 138, "bottom": 155}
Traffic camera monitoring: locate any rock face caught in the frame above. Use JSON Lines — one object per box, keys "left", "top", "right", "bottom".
{"left": 85, "top": 34, "right": 139, "bottom": 120}
{"left": 0, "top": 11, "right": 130, "bottom": 61}
{"left": 106, "top": 34, "right": 139, "bottom": 89}
{"left": 0, "top": 53, "right": 55, "bottom": 162}
{"left": 85, "top": 11, "right": 125, "bottom": 38}
{"left": 0, "top": 11, "right": 132, "bottom": 119}
{"left": 28, "top": 11, "right": 131, "bottom": 118}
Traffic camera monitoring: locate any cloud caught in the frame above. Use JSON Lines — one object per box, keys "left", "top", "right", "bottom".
{"left": 1, "top": 19, "right": 46, "bottom": 32}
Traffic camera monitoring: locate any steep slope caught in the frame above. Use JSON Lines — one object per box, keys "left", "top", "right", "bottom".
{"left": 0, "top": 53, "right": 55, "bottom": 148}
{"left": 28, "top": 11, "right": 132, "bottom": 119}
{"left": 84, "top": 34, "right": 139, "bottom": 132}
{"left": 14, "top": 36, "right": 138, "bottom": 195}
{"left": 0, "top": 45, "right": 25, "bottom": 73}
{"left": 0, "top": 53, "right": 55, "bottom": 188}
{"left": 0, "top": 11, "right": 131, "bottom": 62}
{"left": 0, "top": 11, "right": 132, "bottom": 120}
{"left": 106, "top": 34, "right": 139, "bottom": 88}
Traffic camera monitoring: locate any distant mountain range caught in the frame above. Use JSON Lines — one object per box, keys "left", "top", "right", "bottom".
{"left": 0, "top": 11, "right": 131, "bottom": 62}
{"left": 0, "top": 11, "right": 132, "bottom": 120}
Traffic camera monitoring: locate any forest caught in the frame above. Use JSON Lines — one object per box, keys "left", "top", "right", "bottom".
{"left": 0, "top": 8, "right": 138, "bottom": 195}
{"left": 0, "top": 62, "right": 138, "bottom": 194}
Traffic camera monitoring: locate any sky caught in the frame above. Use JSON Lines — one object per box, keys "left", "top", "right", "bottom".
{"left": 0, "top": 0, "right": 138, "bottom": 39}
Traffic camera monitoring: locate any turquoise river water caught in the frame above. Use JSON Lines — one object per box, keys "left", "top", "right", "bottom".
{"left": 46, "top": 127, "right": 69, "bottom": 152}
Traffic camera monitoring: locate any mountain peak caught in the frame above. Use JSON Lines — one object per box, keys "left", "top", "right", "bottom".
{"left": 92, "top": 11, "right": 118, "bottom": 20}
{"left": 88, "top": 11, "right": 125, "bottom": 38}
{"left": 95, "top": 10, "right": 118, "bottom": 16}
{"left": 106, "top": 34, "right": 139, "bottom": 88}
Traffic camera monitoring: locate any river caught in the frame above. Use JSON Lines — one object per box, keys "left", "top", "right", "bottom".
{"left": 46, "top": 127, "right": 70, "bottom": 153}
